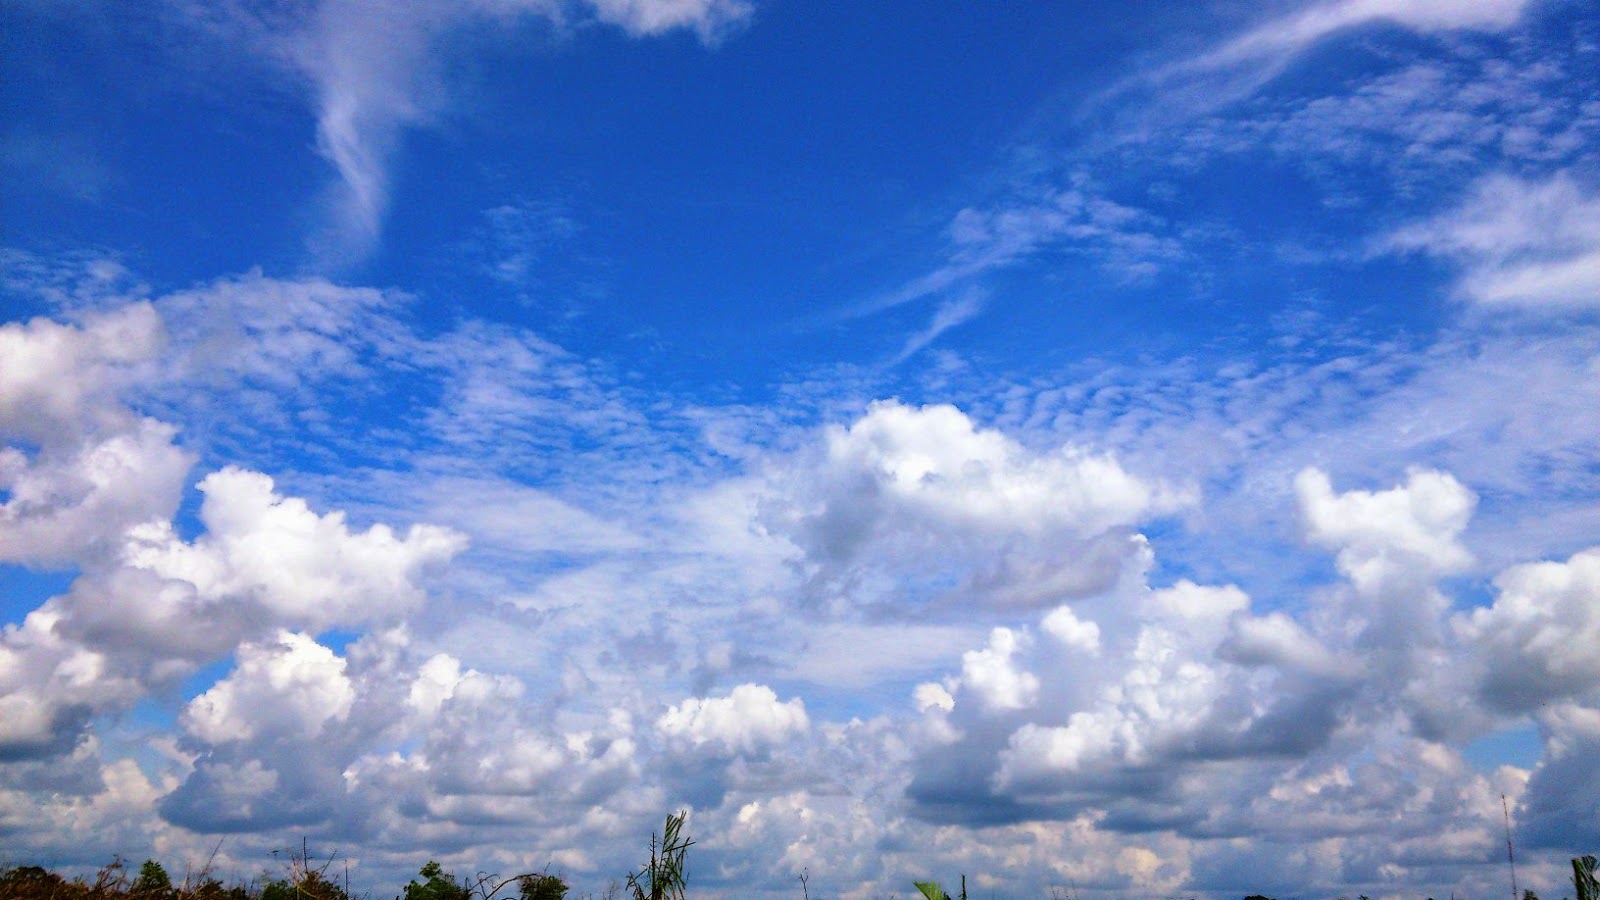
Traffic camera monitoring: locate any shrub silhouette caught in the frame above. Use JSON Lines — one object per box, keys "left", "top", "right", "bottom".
{"left": 401, "top": 862, "right": 468, "bottom": 900}
{"left": 516, "top": 874, "right": 568, "bottom": 900}
{"left": 131, "top": 861, "right": 173, "bottom": 899}
{"left": 18, "top": 832, "right": 1589, "bottom": 900}
{"left": 0, "top": 865, "right": 69, "bottom": 898}
{"left": 261, "top": 868, "right": 346, "bottom": 900}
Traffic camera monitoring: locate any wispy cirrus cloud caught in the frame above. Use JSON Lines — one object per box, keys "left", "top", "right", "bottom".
{"left": 1096, "top": 0, "right": 1537, "bottom": 134}
{"left": 172, "top": 0, "right": 755, "bottom": 266}
{"left": 846, "top": 184, "right": 1184, "bottom": 332}
{"left": 844, "top": 0, "right": 1557, "bottom": 354}
{"left": 1180, "top": 0, "right": 1531, "bottom": 75}
{"left": 1381, "top": 170, "right": 1600, "bottom": 309}
{"left": 890, "top": 289, "right": 986, "bottom": 365}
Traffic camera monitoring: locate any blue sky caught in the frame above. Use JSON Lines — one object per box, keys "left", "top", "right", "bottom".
{"left": 2, "top": 1, "right": 1599, "bottom": 897}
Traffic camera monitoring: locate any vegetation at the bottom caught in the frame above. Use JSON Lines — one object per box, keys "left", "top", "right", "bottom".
{"left": 3, "top": 831, "right": 1594, "bottom": 900}
{"left": 0, "top": 814, "right": 691, "bottom": 900}
{"left": 912, "top": 875, "right": 965, "bottom": 900}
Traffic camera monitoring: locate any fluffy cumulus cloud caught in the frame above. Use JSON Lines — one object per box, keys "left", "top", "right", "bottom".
{"left": 5, "top": 281, "right": 1592, "bottom": 894}
{"left": 183, "top": 631, "right": 355, "bottom": 745}
{"left": 0, "top": 273, "right": 466, "bottom": 765}
{"left": 0, "top": 461, "right": 463, "bottom": 761}
{"left": 1297, "top": 466, "right": 1475, "bottom": 589}
{"left": 988, "top": 578, "right": 1283, "bottom": 800}
{"left": 0, "top": 418, "right": 191, "bottom": 568}
{"left": 657, "top": 684, "right": 809, "bottom": 757}
{"left": 1449, "top": 549, "right": 1600, "bottom": 848}
{"left": 772, "top": 400, "right": 1184, "bottom": 615}
{"left": 894, "top": 462, "right": 1597, "bottom": 886}
{"left": 0, "top": 303, "right": 164, "bottom": 445}
{"left": 0, "top": 608, "right": 141, "bottom": 760}
{"left": 1456, "top": 547, "right": 1600, "bottom": 714}
{"left": 125, "top": 467, "right": 465, "bottom": 632}
{"left": 816, "top": 401, "right": 1160, "bottom": 534}
{"left": 1, "top": 271, "right": 1596, "bottom": 896}
{"left": 0, "top": 305, "right": 189, "bottom": 567}
{"left": 956, "top": 627, "right": 1039, "bottom": 713}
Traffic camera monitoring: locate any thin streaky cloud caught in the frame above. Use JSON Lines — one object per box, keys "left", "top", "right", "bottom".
{"left": 1079, "top": 0, "right": 1538, "bottom": 146}
{"left": 186, "top": 0, "right": 756, "bottom": 267}
{"left": 1380, "top": 170, "right": 1600, "bottom": 308}
{"left": 890, "top": 289, "right": 986, "bottom": 366}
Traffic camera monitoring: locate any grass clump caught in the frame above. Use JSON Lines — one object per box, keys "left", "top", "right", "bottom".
{"left": 625, "top": 812, "right": 691, "bottom": 900}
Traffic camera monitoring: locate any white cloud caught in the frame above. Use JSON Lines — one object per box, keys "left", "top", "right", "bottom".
{"left": 415, "top": 475, "right": 643, "bottom": 555}
{"left": 786, "top": 622, "right": 976, "bottom": 689}
{"left": 286, "top": 1, "right": 444, "bottom": 262}
{"left": 583, "top": 0, "right": 752, "bottom": 41}
{"left": 2, "top": 257, "right": 1594, "bottom": 893}
{"left": 892, "top": 289, "right": 986, "bottom": 365}
{"left": 0, "top": 749, "right": 195, "bottom": 867}
{"left": 0, "top": 419, "right": 191, "bottom": 567}
{"left": 774, "top": 400, "right": 1182, "bottom": 614}
{"left": 997, "top": 716, "right": 1124, "bottom": 785}
{"left": 412, "top": 694, "right": 639, "bottom": 811}
{"left": 1383, "top": 172, "right": 1600, "bottom": 308}
{"left": 1194, "top": 0, "right": 1531, "bottom": 74}
{"left": 913, "top": 681, "right": 955, "bottom": 714}
{"left": 656, "top": 683, "right": 809, "bottom": 756}
{"left": 125, "top": 466, "right": 466, "bottom": 631}
{"left": 1040, "top": 605, "right": 1101, "bottom": 655}
{"left": 1457, "top": 547, "right": 1600, "bottom": 713}
{"left": 1219, "top": 611, "right": 1344, "bottom": 677}
{"left": 1296, "top": 466, "right": 1475, "bottom": 592}
{"left": 0, "top": 609, "right": 143, "bottom": 759}
{"left": 906, "top": 460, "right": 1581, "bottom": 868}
{"left": 1144, "top": 580, "right": 1248, "bottom": 634}
{"left": 182, "top": 631, "right": 355, "bottom": 745}
{"left": 824, "top": 401, "right": 1169, "bottom": 535}
{"left": 0, "top": 288, "right": 469, "bottom": 764}
{"left": 1081, "top": 0, "right": 1542, "bottom": 158}
{"left": 857, "top": 189, "right": 1181, "bottom": 321}
{"left": 156, "top": 270, "right": 405, "bottom": 388}
{"left": 0, "top": 300, "right": 193, "bottom": 569}
{"left": 0, "top": 458, "right": 465, "bottom": 760}
{"left": 406, "top": 651, "right": 526, "bottom": 718}
{"left": 407, "top": 652, "right": 468, "bottom": 717}
{"left": 0, "top": 303, "right": 163, "bottom": 445}
{"left": 957, "top": 627, "right": 1039, "bottom": 713}
{"left": 991, "top": 602, "right": 1239, "bottom": 791}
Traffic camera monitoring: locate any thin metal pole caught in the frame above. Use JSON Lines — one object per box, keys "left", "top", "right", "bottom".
{"left": 1502, "top": 794, "right": 1518, "bottom": 900}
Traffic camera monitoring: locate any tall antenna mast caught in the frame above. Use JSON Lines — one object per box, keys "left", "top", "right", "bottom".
{"left": 1502, "top": 794, "right": 1518, "bottom": 900}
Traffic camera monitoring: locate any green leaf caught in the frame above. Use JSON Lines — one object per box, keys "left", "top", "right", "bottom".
{"left": 1574, "top": 855, "right": 1600, "bottom": 900}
